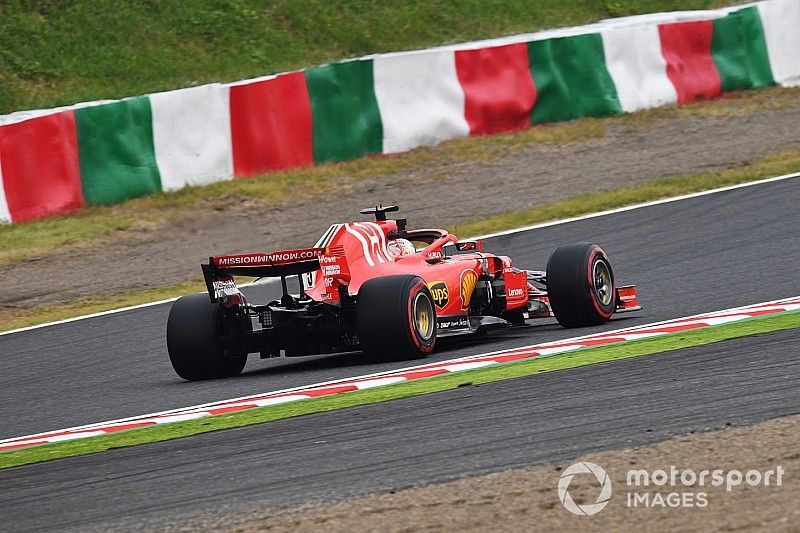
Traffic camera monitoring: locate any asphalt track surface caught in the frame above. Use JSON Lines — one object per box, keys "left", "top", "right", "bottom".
{"left": 1, "top": 177, "right": 799, "bottom": 441}
{"left": 2, "top": 326, "right": 799, "bottom": 531}
{"left": 1, "top": 179, "right": 799, "bottom": 531}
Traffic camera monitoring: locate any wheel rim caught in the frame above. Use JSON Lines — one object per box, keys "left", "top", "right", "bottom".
{"left": 412, "top": 292, "right": 435, "bottom": 341}
{"left": 593, "top": 259, "right": 613, "bottom": 307}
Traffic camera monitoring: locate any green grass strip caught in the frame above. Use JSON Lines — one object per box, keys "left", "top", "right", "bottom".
{"left": 2, "top": 309, "right": 798, "bottom": 470}
{"left": 451, "top": 155, "right": 800, "bottom": 239}
{"left": 3, "top": 90, "right": 800, "bottom": 333}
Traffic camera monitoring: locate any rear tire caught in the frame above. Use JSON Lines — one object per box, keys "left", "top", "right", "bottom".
{"left": 166, "top": 294, "right": 247, "bottom": 381}
{"left": 357, "top": 275, "right": 437, "bottom": 362}
{"left": 546, "top": 243, "right": 616, "bottom": 328}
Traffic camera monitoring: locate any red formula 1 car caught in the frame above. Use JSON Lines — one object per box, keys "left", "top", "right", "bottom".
{"left": 166, "top": 205, "right": 640, "bottom": 380}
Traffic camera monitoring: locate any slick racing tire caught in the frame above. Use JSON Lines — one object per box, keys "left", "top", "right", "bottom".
{"left": 546, "top": 243, "right": 616, "bottom": 328}
{"left": 357, "top": 275, "right": 437, "bottom": 362}
{"left": 166, "top": 294, "right": 247, "bottom": 381}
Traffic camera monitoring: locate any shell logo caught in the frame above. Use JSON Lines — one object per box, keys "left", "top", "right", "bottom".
{"left": 460, "top": 270, "right": 478, "bottom": 308}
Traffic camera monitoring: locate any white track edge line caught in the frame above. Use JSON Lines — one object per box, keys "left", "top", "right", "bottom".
{"left": 472, "top": 171, "right": 800, "bottom": 241}
{"left": 2, "top": 171, "right": 798, "bottom": 338}
{"left": 3, "top": 300, "right": 794, "bottom": 445}
{"left": 0, "top": 277, "right": 278, "bottom": 337}
{"left": 8, "top": 314, "right": 694, "bottom": 437}
{"left": 3, "top": 294, "right": 797, "bottom": 444}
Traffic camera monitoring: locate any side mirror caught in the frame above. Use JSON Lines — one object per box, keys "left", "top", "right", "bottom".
{"left": 455, "top": 240, "right": 484, "bottom": 252}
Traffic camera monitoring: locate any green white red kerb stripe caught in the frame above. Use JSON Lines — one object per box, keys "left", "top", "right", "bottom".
{"left": 1, "top": 0, "right": 798, "bottom": 223}
{"left": 1, "top": 296, "right": 798, "bottom": 453}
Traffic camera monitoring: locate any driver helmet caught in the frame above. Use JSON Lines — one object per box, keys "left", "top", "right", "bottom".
{"left": 387, "top": 238, "right": 415, "bottom": 258}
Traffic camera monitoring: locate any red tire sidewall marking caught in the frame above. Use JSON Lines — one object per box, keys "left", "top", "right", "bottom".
{"left": 407, "top": 280, "right": 436, "bottom": 353}
{"left": 586, "top": 247, "right": 615, "bottom": 319}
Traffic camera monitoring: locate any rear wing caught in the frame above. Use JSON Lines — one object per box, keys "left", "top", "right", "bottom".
{"left": 202, "top": 247, "right": 324, "bottom": 303}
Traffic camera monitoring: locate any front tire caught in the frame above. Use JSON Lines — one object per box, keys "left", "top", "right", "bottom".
{"left": 546, "top": 243, "right": 616, "bottom": 328}
{"left": 166, "top": 294, "right": 247, "bottom": 381}
{"left": 357, "top": 275, "right": 437, "bottom": 362}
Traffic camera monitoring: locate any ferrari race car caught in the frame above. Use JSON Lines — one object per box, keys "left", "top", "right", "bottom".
{"left": 166, "top": 205, "right": 640, "bottom": 380}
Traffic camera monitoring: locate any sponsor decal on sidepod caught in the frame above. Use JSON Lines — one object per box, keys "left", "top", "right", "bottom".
{"left": 438, "top": 316, "right": 470, "bottom": 330}
{"left": 427, "top": 281, "right": 449, "bottom": 309}
{"left": 460, "top": 270, "right": 478, "bottom": 308}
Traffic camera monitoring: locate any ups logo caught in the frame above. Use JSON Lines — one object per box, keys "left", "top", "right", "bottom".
{"left": 427, "top": 281, "right": 449, "bottom": 309}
